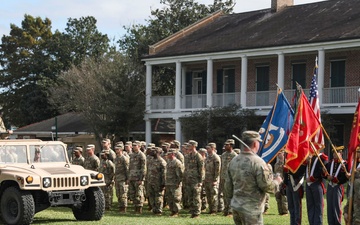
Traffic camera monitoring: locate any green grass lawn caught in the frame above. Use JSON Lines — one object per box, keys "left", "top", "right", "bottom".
{"left": 29, "top": 193, "right": 345, "bottom": 224}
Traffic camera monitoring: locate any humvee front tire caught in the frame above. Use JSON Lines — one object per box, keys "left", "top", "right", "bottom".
{"left": 0, "top": 186, "right": 35, "bottom": 225}
{"left": 72, "top": 187, "right": 105, "bottom": 221}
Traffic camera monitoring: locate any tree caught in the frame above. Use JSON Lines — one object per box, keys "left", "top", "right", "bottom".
{"left": 0, "top": 15, "right": 111, "bottom": 127}
{"left": 119, "top": 0, "right": 235, "bottom": 95}
{"left": 180, "top": 105, "right": 260, "bottom": 151}
{"left": 49, "top": 52, "right": 145, "bottom": 141}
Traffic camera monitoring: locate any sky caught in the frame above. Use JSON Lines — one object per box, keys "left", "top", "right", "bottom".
{"left": 0, "top": 0, "right": 324, "bottom": 42}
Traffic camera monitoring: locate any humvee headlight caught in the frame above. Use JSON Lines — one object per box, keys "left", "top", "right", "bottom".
{"left": 96, "top": 173, "right": 103, "bottom": 180}
{"left": 80, "top": 176, "right": 89, "bottom": 186}
{"left": 43, "top": 177, "right": 51, "bottom": 188}
{"left": 26, "top": 176, "right": 33, "bottom": 184}
{"left": 91, "top": 173, "right": 103, "bottom": 180}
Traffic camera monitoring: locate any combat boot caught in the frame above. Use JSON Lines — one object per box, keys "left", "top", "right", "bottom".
{"left": 138, "top": 206, "right": 143, "bottom": 214}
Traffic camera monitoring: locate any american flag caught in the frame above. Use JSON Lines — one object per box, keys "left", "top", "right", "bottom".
{"left": 308, "top": 57, "right": 325, "bottom": 151}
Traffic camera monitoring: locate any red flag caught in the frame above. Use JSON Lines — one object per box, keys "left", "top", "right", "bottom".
{"left": 347, "top": 98, "right": 360, "bottom": 170}
{"left": 308, "top": 58, "right": 325, "bottom": 151}
{"left": 285, "top": 90, "right": 322, "bottom": 173}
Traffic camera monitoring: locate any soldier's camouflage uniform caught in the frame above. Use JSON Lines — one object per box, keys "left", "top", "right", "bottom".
{"left": 182, "top": 153, "right": 190, "bottom": 209}
{"left": 147, "top": 155, "right": 167, "bottom": 214}
{"left": 185, "top": 151, "right": 204, "bottom": 217}
{"left": 225, "top": 151, "right": 279, "bottom": 225}
{"left": 128, "top": 150, "right": 147, "bottom": 209}
{"left": 274, "top": 159, "right": 288, "bottom": 215}
{"left": 99, "top": 157, "right": 115, "bottom": 210}
{"left": 115, "top": 153, "right": 129, "bottom": 210}
{"left": 205, "top": 152, "right": 221, "bottom": 213}
{"left": 72, "top": 156, "right": 85, "bottom": 167}
{"left": 219, "top": 150, "right": 237, "bottom": 213}
{"left": 83, "top": 155, "right": 100, "bottom": 171}
{"left": 344, "top": 168, "right": 360, "bottom": 225}
{"left": 165, "top": 157, "right": 184, "bottom": 215}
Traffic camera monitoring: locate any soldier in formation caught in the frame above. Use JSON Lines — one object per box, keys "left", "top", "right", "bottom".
{"left": 114, "top": 143, "right": 129, "bottom": 213}
{"left": 146, "top": 147, "right": 167, "bottom": 215}
{"left": 72, "top": 146, "right": 84, "bottom": 167}
{"left": 83, "top": 144, "right": 100, "bottom": 171}
{"left": 99, "top": 149, "right": 115, "bottom": 210}
{"left": 127, "top": 141, "right": 147, "bottom": 214}
{"left": 165, "top": 149, "right": 184, "bottom": 217}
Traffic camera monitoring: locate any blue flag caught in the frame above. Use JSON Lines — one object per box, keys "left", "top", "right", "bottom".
{"left": 258, "top": 90, "right": 294, "bottom": 163}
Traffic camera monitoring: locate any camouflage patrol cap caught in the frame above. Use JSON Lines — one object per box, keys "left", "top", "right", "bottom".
{"left": 86, "top": 144, "right": 95, "bottom": 150}
{"left": 182, "top": 142, "right": 188, "bottom": 147}
{"left": 162, "top": 142, "right": 170, "bottom": 147}
{"left": 166, "top": 148, "right": 176, "bottom": 155}
{"left": 242, "top": 131, "right": 262, "bottom": 142}
{"left": 172, "top": 140, "right": 180, "bottom": 148}
{"left": 198, "top": 148, "right": 207, "bottom": 154}
{"left": 224, "top": 139, "right": 235, "bottom": 145}
{"left": 147, "top": 143, "right": 155, "bottom": 148}
{"left": 133, "top": 140, "right": 141, "bottom": 146}
{"left": 74, "top": 146, "right": 83, "bottom": 153}
{"left": 207, "top": 142, "right": 216, "bottom": 148}
{"left": 115, "top": 143, "right": 124, "bottom": 149}
{"left": 102, "top": 149, "right": 110, "bottom": 154}
{"left": 141, "top": 141, "right": 146, "bottom": 146}
{"left": 124, "top": 141, "right": 132, "bottom": 147}
{"left": 188, "top": 140, "right": 198, "bottom": 147}
{"left": 102, "top": 138, "right": 111, "bottom": 143}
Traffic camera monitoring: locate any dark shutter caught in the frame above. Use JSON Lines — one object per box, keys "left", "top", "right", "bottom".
{"left": 217, "top": 69, "right": 223, "bottom": 93}
{"left": 202, "top": 70, "right": 207, "bottom": 94}
{"left": 228, "top": 69, "right": 235, "bottom": 93}
{"left": 185, "top": 72, "right": 192, "bottom": 95}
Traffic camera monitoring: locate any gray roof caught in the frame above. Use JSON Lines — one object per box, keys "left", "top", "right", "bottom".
{"left": 15, "top": 112, "right": 91, "bottom": 133}
{"left": 145, "top": 0, "right": 360, "bottom": 58}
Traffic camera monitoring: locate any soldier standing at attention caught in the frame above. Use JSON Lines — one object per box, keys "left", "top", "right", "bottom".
{"left": 165, "top": 148, "right": 184, "bottom": 217}
{"left": 83, "top": 144, "right": 100, "bottom": 171}
{"left": 171, "top": 140, "right": 185, "bottom": 165}
{"left": 185, "top": 140, "right": 205, "bottom": 218}
{"left": 225, "top": 131, "right": 282, "bottom": 225}
{"left": 182, "top": 142, "right": 190, "bottom": 209}
{"left": 219, "top": 139, "right": 237, "bottom": 216}
{"left": 128, "top": 140, "right": 147, "bottom": 214}
{"left": 99, "top": 150, "right": 115, "bottom": 210}
{"left": 274, "top": 150, "right": 289, "bottom": 215}
{"left": 72, "top": 146, "right": 85, "bottom": 167}
{"left": 102, "top": 138, "right": 116, "bottom": 162}
{"left": 124, "top": 141, "right": 133, "bottom": 155}
{"left": 199, "top": 148, "right": 208, "bottom": 211}
{"left": 114, "top": 143, "right": 129, "bottom": 213}
{"left": 147, "top": 147, "right": 167, "bottom": 215}
{"left": 205, "top": 143, "right": 221, "bottom": 215}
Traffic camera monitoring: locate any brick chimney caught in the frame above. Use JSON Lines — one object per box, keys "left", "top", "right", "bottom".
{"left": 271, "top": 0, "right": 293, "bottom": 12}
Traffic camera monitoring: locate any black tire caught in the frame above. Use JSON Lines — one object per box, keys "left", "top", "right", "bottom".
{"left": 0, "top": 186, "right": 35, "bottom": 225}
{"left": 72, "top": 187, "right": 105, "bottom": 221}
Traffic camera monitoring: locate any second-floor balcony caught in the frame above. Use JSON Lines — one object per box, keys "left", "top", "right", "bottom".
{"left": 149, "top": 86, "right": 359, "bottom": 112}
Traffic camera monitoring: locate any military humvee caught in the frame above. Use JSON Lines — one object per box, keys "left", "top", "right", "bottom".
{"left": 0, "top": 139, "right": 105, "bottom": 225}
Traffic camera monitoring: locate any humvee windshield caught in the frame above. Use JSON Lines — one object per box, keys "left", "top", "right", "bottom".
{"left": 0, "top": 144, "right": 67, "bottom": 164}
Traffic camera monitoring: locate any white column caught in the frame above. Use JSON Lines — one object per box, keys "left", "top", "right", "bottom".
{"left": 175, "top": 118, "right": 182, "bottom": 142}
{"left": 240, "top": 56, "right": 248, "bottom": 107}
{"left": 318, "top": 49, "right": 325, "bottom": 105}
{"left": 207, "top": 59, "right": 213, "bottom": 107}
{"left": 175, "top": 61, "right": 182, "bottom": 111}
{"left": 182, "top": 66, "right": 186, "bottom": 109}
{"left": 145, "top": 63, "right": 152, "bottom": 112}
{"left": 277, "top": 52, "right": 285, "bottom": 89}
{"left": 145, "top": 119, "right": 151, "bottom": 144}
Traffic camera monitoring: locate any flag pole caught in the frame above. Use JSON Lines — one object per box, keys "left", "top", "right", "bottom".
{"left": 310, "top": 142, "right": 329, "bottom": 176}
{"left": 320, "top": 124, "right": 349, "bottom": 174}
{"left": 258, "top": 87, "right": 281, "bottom": 158}
{"left": 347, "top": 148, "right": 358, "bottom": 225}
